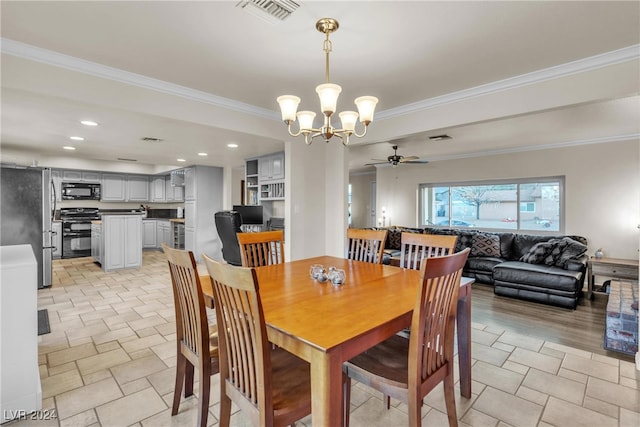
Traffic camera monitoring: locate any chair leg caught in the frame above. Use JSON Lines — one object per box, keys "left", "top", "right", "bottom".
{"left": 443, "top": 373, "right": 458, "bottom": 427}
{"left": 184, "top": 361, "right": 194, "bottom": 397}
{"left": 342, "top": 372, "right": 351, "bottom": 427}
{"left": 197, "top": 363, "right": 211, "bottom": 427}
{"left": 172, "top": 353, "right": 186, "bottom": 415}
{"left": 219, "top": 389, "right": 232, "bottom": 427}
{"left": 408, "top": 388, "right": 422, "bottom": 427}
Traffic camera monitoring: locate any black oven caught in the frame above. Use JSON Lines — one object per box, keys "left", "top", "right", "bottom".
{"left": 60, "top": 208, "right": 99, "bottom": 258}
{"left": 61, "top": 182, "right": 101, "bottom": 200}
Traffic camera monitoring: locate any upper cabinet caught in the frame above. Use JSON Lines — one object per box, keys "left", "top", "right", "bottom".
{"left": 102, "top": 174, "right": 149, "bottom": 202}
{"left": 150, "top": 176, "right": 166, "bottom": 202}
{"left": 165, "top": 175, "right": 184, "bottom": 202}
{"left": 102, "top": 173, "right": 126, "bottom": 201}
{"left": 184, "top": 168, "right": 196, "bottom": 201}
{"left": 126, "top": 175, "right": 149, "bottom": 202}
{"left": 259, "top": 152, "right": 285, "bottom": 182}
{"left": 246, "top": 152, "right": 285, "bottom": 204}
{"left": 61, "top": 170, "right": 101, "bottom": 182}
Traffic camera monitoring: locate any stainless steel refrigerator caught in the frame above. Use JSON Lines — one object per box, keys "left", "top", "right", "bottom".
{"left": 1, "top": 166, "right": 55, "bottom": 288}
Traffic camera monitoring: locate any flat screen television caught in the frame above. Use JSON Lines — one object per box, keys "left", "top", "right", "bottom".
{"left": 233, "top": 205, "right": 264, "bottom": 225}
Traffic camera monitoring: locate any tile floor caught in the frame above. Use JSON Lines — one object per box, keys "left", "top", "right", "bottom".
{"left": 8, "top": 251, "right": 640, "bottom": 426}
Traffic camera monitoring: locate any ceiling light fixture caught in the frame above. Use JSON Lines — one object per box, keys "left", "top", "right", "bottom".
{"left": 227, "top": 143, "right": 239, "bottom": 148}
{"left": 197, "top": 152, "right": 208, "bottom": 156}
{"left": 80, "top": 120, "right": 99, "bottom": 126}
{"left": 63, "top": 146, "right": 76, "bottom": 150}
{"left": 69, "top": 136, "right": 85, "bottom": 141}
{"left": 276, "top": 18, "right": 378, "bottom": 146}
{"left": 176, "top": 158, "right": 186, "bottom": 162}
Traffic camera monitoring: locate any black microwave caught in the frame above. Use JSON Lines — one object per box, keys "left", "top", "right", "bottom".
{"left": 61, "top": 182, "right": 101, "bottom": 200}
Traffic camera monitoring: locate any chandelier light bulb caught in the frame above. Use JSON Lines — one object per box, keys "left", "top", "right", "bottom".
{"left": 276, "top": 18, "right": 378, "bottom": 145}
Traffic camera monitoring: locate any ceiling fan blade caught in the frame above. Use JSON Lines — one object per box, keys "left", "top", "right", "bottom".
{"left": 399, "top": 156, "right": 420, "bottom": 162}
{"left": 370, "top": 158, "right": 389, "bottom": 162}
{"left": 402, "top": 160, "right": 429, "bottom": 164}
{"left": 364, "top": 161, "right": 389, "bottom": 166}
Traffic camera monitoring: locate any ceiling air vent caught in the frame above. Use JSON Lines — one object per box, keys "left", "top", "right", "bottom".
{"left": 141, "top": 137, "right": 163, "bottom": 142}
{"left": 236, "top": 0, "right": 300, "bottom": 24}
{"left": 428, "top": 134, "right": 452, "bottom": 141}
{"left": 117, "top": 158, "right": 138, "bottom": 162}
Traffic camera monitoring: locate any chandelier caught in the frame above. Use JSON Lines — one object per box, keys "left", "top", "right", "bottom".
{"left": 276, "top": 18, "right": 378, "bottom": 145}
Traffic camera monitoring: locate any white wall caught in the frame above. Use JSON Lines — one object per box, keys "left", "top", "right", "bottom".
{"left": 349, "top": 172, "right": 375, "bottom": 228}
{"left": 372, "top": 140, "right": 639, "bottom": 259}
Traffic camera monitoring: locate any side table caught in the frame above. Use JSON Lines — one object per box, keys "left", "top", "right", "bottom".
{"left": 587, "top": 257, "right": 639, "bottom": 300}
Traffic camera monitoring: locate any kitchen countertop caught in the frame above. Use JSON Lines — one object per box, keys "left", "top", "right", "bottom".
{"left": 170, "top": 219, "right": 185, "bottom": 223}
{"left": 100, "top": 212, "right": 145, "bottom": 216}
{"left": 92, "top": 220, "right": 102, "bottom": 225}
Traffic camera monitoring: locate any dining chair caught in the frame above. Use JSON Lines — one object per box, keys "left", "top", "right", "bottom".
{"left": 202, "top": 254, "right": 312, "bottom": 427}
{"left": 346, "top": 228, "right": 388, "bottom": 264}
{"left": 342, "top": 248, "right": 471, "bottom": 427}
{"left": 236, "top": 230, "right": 285, "bottom": 267}
{"left": 399, "top": 232, "right": 458, "bottom": 270}
{"left": 161, "top": 244, "right": 219, "bottom": 427}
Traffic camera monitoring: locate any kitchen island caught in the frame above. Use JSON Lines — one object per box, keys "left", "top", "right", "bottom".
{"left": 92, "top": 213, "right": 142, "bottom": 271}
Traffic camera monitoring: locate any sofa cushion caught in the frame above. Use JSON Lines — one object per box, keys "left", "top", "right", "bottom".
{"left": 519, "top": 237, "right": 588, "bottom": 267}
{"left": 498, "top": 233, "right": 516, "bottom": 259}
{"left": 466, "top": 256, "right": 504, "bottom": 273}
{"left": 471, "top": 233, "right": 501, "bottom": 257}
{"left": 493, "top": 261, "right": 583, "bottom": 292}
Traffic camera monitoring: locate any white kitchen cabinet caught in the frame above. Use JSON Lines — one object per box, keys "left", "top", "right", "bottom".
{"left": 142, "top": 219, "right": 157, "bottom": 248}
{"left": 52, "top": 222, "right": 62, "bottom": 259}
{"left": 156, "top": 220, "right": 172, "bottom": 248}
{"left": 102, "top": 173, "right": 126, "bottom": 201}
{"left": 91, "top": 222, "right": 102, "bottom": 264}
{"left": 102, "top": 215, "right": 142, "bottom": 271}
{"left": 165, "top": 175, "right": 184, "bottom": 202}
{"left": 258, "top": 152, "right": 284, "bottom": 182}
{"left": 184, "top": 167, "right": 196, "bottom": 201}
{"left": 82, "top": 171, "right": 101, "bottom": 182}
{"left": 62, "top": 170, "right": 82, "bottom": 181}
{"left": 126, "top": 175, "right": 149, "bottom": 202}
{"left": 183, "top": 166, "right": 223, "bottom": 262}
{"left": 62, "top": 170, "right": 101, "bottom": 182}
{"left": 150, "top": 176, "right": 166, "bottom": 202}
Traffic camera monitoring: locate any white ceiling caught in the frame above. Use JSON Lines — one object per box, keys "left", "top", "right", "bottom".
{"left": 1, "top": 1, "right": 639, "bottom": 172}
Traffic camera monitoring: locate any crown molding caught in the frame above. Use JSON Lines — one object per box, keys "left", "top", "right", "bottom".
{"left": 424, "top": 133, "right": 640, "bottom": 163}
{"left": 3, "top": 38, "right": 638, "bottom": 123}
{"left": 1, "top": 38, "right": 279, "bottom": 121}
{"left": 376, "top": 44, "right": 640, "bottom": 120}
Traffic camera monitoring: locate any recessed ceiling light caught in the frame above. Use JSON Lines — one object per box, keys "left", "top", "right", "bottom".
{"left": 69, "top": 136, "right": 85, "bottom": 141}
{"left": 63, "top": 146, "right": 76, "bottom": 150}
{"left": 80, "top": 120, "right": 99, "bottom": 126}
{"left": 227, "top": 143, "right": 239, "bottom": 148}
{"left": 176, "top": 158, "right": 186, "bottom": 162}
{"left": 197, "top": 152, "right": 208, "bottom": 156}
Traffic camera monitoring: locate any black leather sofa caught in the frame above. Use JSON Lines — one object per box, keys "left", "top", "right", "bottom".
{"left": 378, "top": 226, "right": 588, "bottom": 309}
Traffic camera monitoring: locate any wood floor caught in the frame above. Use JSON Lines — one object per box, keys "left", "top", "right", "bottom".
{"left": 470, "top": 283, "right": 635, "bottom": 363}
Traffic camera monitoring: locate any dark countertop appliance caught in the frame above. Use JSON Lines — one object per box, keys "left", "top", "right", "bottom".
{"left": 61, "top": 182, "right": 101, "bottom": 200}
{"left": 60, "top": 207, "right": 100, "bottom": 259}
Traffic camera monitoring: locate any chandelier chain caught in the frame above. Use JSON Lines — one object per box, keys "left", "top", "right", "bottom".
{"left": 323, "top": 33, "right": 332, "bottom": 83}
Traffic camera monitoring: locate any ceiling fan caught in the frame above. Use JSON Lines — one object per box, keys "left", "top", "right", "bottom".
{"left": 365, "top": 145, "right": 429, "bottom": 167}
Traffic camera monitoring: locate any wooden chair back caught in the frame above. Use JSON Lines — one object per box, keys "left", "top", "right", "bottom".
{"left": 410, "top": 248, "right": 470, "bottom": 383}
{"left": 162, "top": 244, "right": 218, "bottom": 427}
{"left": 204, "top": 255, "right": 311, "bottom": 426}
{"left": 236, "top": 230, "right": 285, "bottom": 267}
{"left": 399, "top": 233, "right": 457, "bottom": 270}
{"left": 346, "top": 228, "right": 388, "bottom": 264}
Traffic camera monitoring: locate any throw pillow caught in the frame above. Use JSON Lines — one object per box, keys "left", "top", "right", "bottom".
{"left": 519, "top": 237, "right": 588, "bottom": 267}
{"left": 470, "top": 233, "right": 501, "bottom": 257}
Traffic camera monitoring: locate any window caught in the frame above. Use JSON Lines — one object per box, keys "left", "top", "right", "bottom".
{"left": 419, "top": 177, "right": 563, "bottom": 232}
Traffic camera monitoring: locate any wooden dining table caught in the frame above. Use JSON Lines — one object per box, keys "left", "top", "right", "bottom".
{"left": 198, "top": 255, "right": 474, "bottom": 427}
